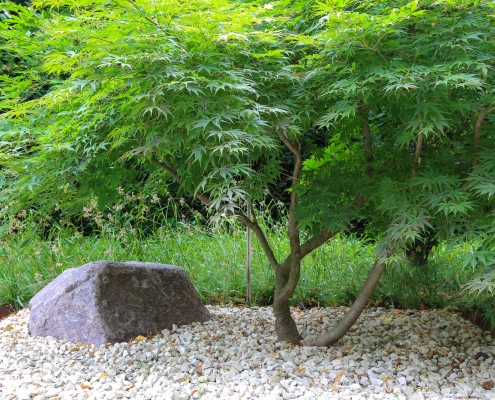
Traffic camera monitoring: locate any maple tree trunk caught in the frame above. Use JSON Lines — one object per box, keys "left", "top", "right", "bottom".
{"left": 272, "top": 294, "right": 301, "bottom": 344}
{"left": 272, "top": 256, "right": 302, "bottom": 344}
{"left": 305, "top": 249, "right": 389, "bottom": 347}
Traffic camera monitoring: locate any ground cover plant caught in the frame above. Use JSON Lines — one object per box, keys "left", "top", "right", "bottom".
{"left": 1, "top": 0, "right": 494, "bottom": 346}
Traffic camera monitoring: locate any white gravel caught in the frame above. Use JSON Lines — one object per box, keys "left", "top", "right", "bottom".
{"left": 1, "top": 306, "right": 494, "bottom": 399}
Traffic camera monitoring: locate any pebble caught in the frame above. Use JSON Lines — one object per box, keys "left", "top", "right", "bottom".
{"left": 0, "top": 306, "right": 494, "bottom": 399}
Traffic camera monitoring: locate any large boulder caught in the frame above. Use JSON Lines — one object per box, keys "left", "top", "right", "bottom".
{"left": 28, "top": 261, "right": 211, "bottom": 345}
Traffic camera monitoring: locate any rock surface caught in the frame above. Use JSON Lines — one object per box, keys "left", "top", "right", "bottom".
{"left": 28, "top": 261, "right": 210, "bottom": 345}
{"left": 2, "top": 306, "right": 494, "bottom": 399}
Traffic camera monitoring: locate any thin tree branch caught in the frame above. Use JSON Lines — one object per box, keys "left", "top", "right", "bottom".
{"left": 300, "top": 228, "right": 335, "bottom": 259}
{"left": 124, "top": 0, "right": 168, "bottom": 34}
{"left": 305, "top": 247, "right": 391, "bottom": 347}
{"left": 235, "top": 210, "right": 280, "bottom": 271}
{"left": 358, "top": 100, "right": 373, "bottom": 176}
{"left": 355, "top": 44, "right": 388, "bottom": 63}
{"left": 277, "top": 128, "right": 301, "bottom": 158}
{"left": 277, "top": 128, "right": 302, "bottom": 257}
{"left": 473, "top": 106, "right": 495, "bottom": 167}
{"left": 412, "top": 134, "right": 423, "bottom": 177}
{"left": 242, "top": 204, "right": 281, "bottom": 269}
{"left": 152, "top": 157, "right": 280, "bottom": 270}
{"left": 151, "top": 158, "right": 212, "bottom": 206}
{"left": 152, "top": 158, "right": 179, "bottom": 180}
{"left": 300, "top": 195, "right": 369, "bottom": 259}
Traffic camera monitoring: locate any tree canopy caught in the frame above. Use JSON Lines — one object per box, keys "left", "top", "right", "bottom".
{"left": 1, "top": 0, "right": 494, "bottom": 345}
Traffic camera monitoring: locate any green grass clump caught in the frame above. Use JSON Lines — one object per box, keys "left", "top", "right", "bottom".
{"left": 0, "top": 227, "right": 486, "bottom": 317}
{"left": 0, "top": 226, "right": 370, "bottom": 308}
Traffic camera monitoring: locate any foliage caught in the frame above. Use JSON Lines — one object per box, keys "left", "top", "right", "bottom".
{"left": 298, "top": 0, "right": 495, "bottom": 271}
{"left": 1, "top": 0, "right": 495, "bottom": 342}
{"left": 0, "top": 0, "right": 303, "bottom": 220}
{"left": 3, "top": 0, "right": 494, "bottom": 248}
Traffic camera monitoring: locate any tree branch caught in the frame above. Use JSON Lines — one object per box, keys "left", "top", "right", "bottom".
{"left": 300, "top": 228, "right": 335, "bottom": 259}
{"left": 356, "top": 43, "right": 388, "bottom": 63}
{"left": 151, "top": 158, "right": 212, "bottom": 206}
{"left": 274, "top": 128, "right": 304, "bottom": 301}
{"left": 152, "top": 158, "right": 178, "bottom": 179}
{"left": 473, "top": 106, "right": 495, "bottom": 167}
{"left": 358, "top": 100, "right": 373, "bottom": 176}
{"left": 152, "top": 157, "right": 280, "bottom": 270}
{"left": 277, "top": 128, "right": 301, "bottom": 158}
{"left": 276, "top": 256, "right": 301, "bottom": 302}
{"left": 305, "top": 247, "right": 390, "bottom": 347}
{"left": 412, "top": 134, "right": 423, "bottom": 177}
{"left": 235, "top": 210, "right": 280, "bottom": 271}
{"left": 300, "top": 195, "right": 368, "bottom": 259}
{"left": 277, "top": 129, "right": 302, "bottom": 258}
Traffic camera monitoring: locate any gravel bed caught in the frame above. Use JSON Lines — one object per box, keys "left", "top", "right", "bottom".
{"left": 1, "top": 306, "right": 494, "bottom": 399}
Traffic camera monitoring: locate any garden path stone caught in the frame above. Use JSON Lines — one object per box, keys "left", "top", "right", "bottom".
{"left": 28, "top": 261, "right": 210, "bottom": 345}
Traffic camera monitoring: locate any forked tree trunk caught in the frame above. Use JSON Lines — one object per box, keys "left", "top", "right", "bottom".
{"left": 304, "top": 249, "right": 389, "bottom": 347}
{"left": 272, "top": 294, "right": 301, "bottom": 344}
{"left": 272, "top": 256, "right": 302, "bottom": 344}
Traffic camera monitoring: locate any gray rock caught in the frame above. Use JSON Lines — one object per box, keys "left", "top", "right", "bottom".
{"left": 29, "top": 261, "right": 210, "bottom": 345}
{"left": 397, "top": 376, "right": 407, "bottom": 385}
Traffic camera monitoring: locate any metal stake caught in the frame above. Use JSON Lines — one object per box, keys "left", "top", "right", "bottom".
{"left": 246, "top": 200, "right": 252, "bottom": 304}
